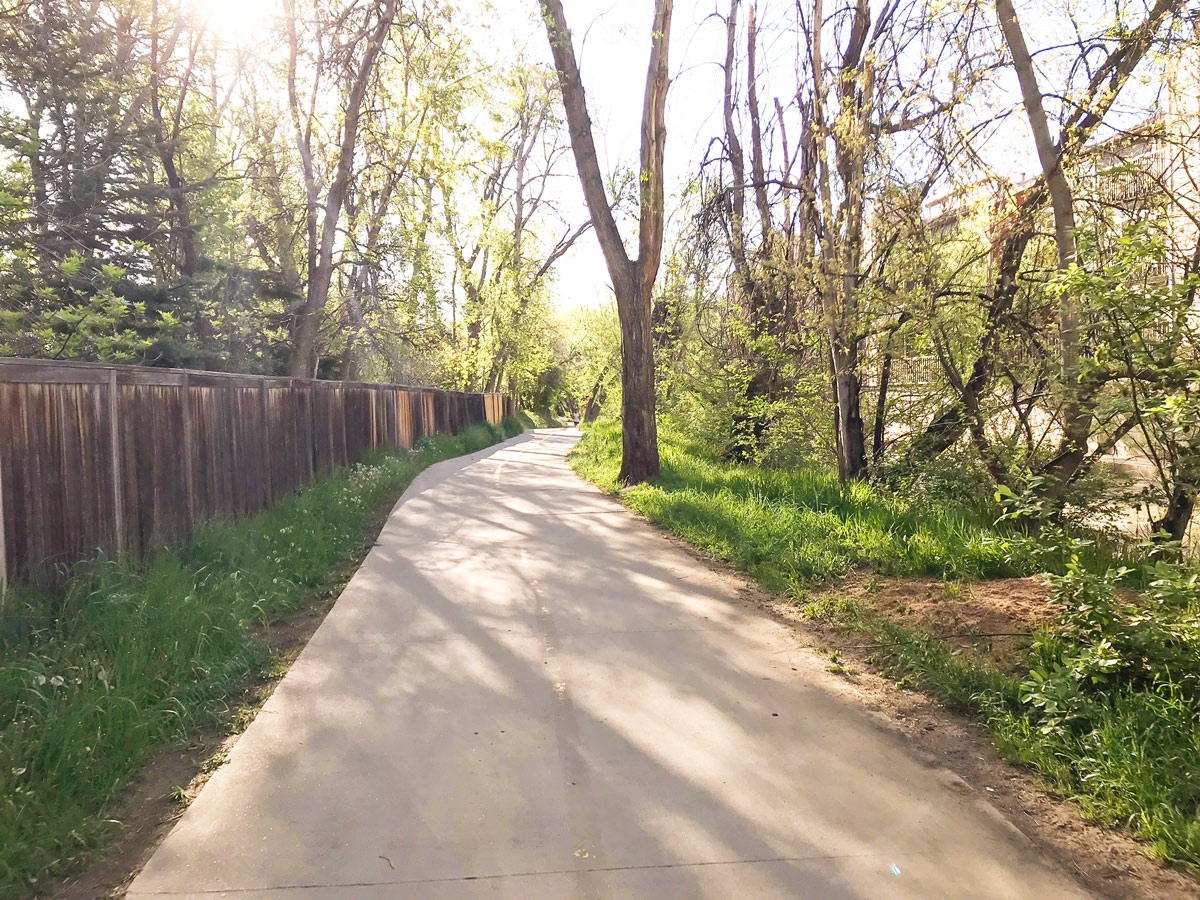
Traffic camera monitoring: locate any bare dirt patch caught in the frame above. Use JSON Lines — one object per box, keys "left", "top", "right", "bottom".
{"left": 829, "top": 571, "right": 1057, "bottom": 672}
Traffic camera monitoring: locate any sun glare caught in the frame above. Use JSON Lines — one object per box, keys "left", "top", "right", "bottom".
{"left": 190, "top": 0, "right": 275, "bottom": 46}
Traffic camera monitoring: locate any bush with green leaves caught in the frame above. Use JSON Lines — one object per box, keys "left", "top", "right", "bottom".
{"left": 992, "top": 559, "right": 1200, "bottom": 865}
{"left": 1022, "top": 560, "right": 1200, "bottom": 730}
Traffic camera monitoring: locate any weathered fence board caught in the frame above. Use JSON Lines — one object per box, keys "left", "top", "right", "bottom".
{"left": 0, "top": 359, "right": 517, "bottom": 586}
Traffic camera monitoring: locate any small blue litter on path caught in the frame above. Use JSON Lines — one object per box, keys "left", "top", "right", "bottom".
{"left": 891, "top": 865, "right": 902, "bottom": 876}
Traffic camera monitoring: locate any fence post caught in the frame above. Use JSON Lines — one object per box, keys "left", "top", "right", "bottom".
{"left": 108, "top": 368, "right": 127, "bottom": 558}
{"left": 370, "top": 388, "right": 378, "bottom": 450}
{"left": 0, "top": 433, "right": 7, "bottom": 596}
{"left": 297, "top": 380, "right": 311, "bottom": 481}
{"left": 260, "top": 381, "right": 272, "bottom": 503}
{"left": 340, "top": 387, "right": 348, "bottom": 465}
{"left": 181, "top": 373, "right": 196, "bottom": 527}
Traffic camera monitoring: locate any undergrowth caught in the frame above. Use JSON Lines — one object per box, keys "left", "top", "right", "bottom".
{"left": 806, "top": 568, "right": 1200, "bottom": 868}
{"left": 516, "top": 408, "right": 561, "bottom": 428}
{"left": 572, "top": 419, "right": 1025, "bottom": 586}
{"left": 0, "top": 417, "right": 520, "bottom": 896}
{"left": 572, "top": 419, "right": 1200, "bottom": 869}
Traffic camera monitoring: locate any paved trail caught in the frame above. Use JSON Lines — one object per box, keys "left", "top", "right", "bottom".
{"left": 129, "top": 430, "right": 1092, "bottom": 899}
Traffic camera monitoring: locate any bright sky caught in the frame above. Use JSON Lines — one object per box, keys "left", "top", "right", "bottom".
{"left": 186, "top": 0, "right": 1172, "bottom": 311}
{"left": 521, "top": 0, "right": 1177, "bottom": 311}
{"left": 189, "top": 0, "right": 275, "bottom": 45}
{"left": 502, "top": 0, "right": 731, "bottom": 311}
{"left": 512, "top": 0, "right": 1026, "bottom": 312}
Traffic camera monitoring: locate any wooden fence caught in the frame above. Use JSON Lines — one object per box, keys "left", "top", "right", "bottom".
{"left": 0, "top": 358, "right": 516, "bottom": 587}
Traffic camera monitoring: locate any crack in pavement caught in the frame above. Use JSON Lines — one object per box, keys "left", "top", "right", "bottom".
{"left": 127, "top": 851, "right": 920, "bottom": 895}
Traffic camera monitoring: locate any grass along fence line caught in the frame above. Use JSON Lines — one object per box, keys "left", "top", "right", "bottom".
{"left": 0, "top": 416, "right": 527, "bottom": 896}
{"left": 0, "top": 357, "right": 516, "bottom": 588}
{"left": 570, "top": 420, "right": 1200, "bottom": 870}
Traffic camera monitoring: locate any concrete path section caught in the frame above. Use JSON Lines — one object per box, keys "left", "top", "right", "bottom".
{"left": 128, "top": 429, "right": 1093, "bottom": 899}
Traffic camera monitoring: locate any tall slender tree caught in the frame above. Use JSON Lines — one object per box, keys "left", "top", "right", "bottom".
{"left": 284, "top": 0, "right": 398, "bottom": 378}
{"left": 995, "top": 0, "right": 1179, "bottom": 496}
{"left": 540, "top": 0, "right": 673, "bottom": 484}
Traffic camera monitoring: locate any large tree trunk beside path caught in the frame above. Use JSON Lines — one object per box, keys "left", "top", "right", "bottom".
{"left": 541, "top": 0, "right": 672, "bottom": 484}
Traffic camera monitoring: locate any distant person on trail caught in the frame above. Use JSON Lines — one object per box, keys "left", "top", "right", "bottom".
{"left": 573, "top": 412, "right": 581, "bottom": 428}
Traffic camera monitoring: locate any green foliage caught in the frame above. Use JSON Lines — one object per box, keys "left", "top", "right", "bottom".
{"left": 811, "top": 580, "right": 1200, "bottom": 867}
{"left": 571, "top": 420, "right": 1024, "bottom": 590}
{"left": 995, "top": 560, "right": 1200, "bottom": 866}
{"left": 575, "top": 418, "right": 1200, "bottom": 867}
{"left": 10, "top": 284, "right": 153, "bottom": 362}
{"left": 0, "top": 422, "right": 511, "bottom": 895}
{"left": 649, "top": 232, "right": 831, "bottom": 467}
{"left": 991, "top": 682, "right": 1200, "bottom": 866}
{"left": 0, "top": 0, "right": 579, "bottom": 385}
{"left": 516, "top": 409, "right": 562, "bottom": 429}
{"left": 435, "top": 63, "right": 585, "bottom": 404}
{"left": 1058, "top": 223, "right": 1200, "bottom": 539}
{"left": 806, "top": 553, "right": 1200, "bottom": 869}
{"left": 558, "top": 303, "right": 620, "bottom": 419}
{"left": 1018, "top": 560, "right": 1200, "bottom": 728}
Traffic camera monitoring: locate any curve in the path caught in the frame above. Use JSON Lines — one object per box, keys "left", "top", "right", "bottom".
{"left": 127, "top": 429, "right": 1092, "bottom": 899}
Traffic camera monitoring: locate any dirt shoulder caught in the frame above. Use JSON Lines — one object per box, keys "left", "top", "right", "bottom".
{"left": 818, "top": 571, "right": 1056, "bottom": 673}
{"left": 653, "top": 528, "right": 1200, "bottom": 900}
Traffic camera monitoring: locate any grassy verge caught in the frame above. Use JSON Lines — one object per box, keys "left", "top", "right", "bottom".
{"left": 571, "top": 420, "right": 1200, "bottom": 869}
{"left": 517, "top": 408, "right": 562, "bottom": 428}
{"left": 0, "top": 417, "right": 522, "bottom": 896}
{"left": 805, "top": 590, "right": 1200, "bottom": 868}
{"left": 572, "top": 419, "right": 1025, "bottom": 587}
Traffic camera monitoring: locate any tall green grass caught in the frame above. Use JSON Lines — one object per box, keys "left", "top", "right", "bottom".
{"left": 517, "top": 408, "right": 562, "bottom": 428}
{"left": 573, "top": 420, "right": 1200, "bottom": 869}
{"left": 571, "top": 420, "right": 1024, "bottom": 588}
{"left": 0, "top": 419, "right": 519, "bottom": 896}
{"left": 806, "top": 593, "right": 1200, "bottom": 868}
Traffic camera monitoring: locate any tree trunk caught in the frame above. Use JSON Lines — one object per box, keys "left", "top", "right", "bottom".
{"left": 832, "top": 346, "right": 867, "bottom": 480}
{"left": 617, "top": 274, "right": 659, "bottom": 484}
{"left": 995, "top": 0, "right": 1177, "bottom": 499}
{"left": 1153, "top": 483, "right": 1195, "bottom": 546}
{"left": 149, "top": 0, "right": 199, "bottom": 278}
{"left": 873, "top": 348, "right": 893, "bottom": 466}
{"left": 996, "top": 0, "right": 1089, "bottom": 496}
{"left": 541, "top": 0, "right": 671, "bottom": 484}
{"left": 905, "top": 199, "right": 1040, "bottom": 462}
{"left": 722, "top": 0, "right": 779, "bottom": 462}
{"left": 287, "top": 0, "right": 396, "bottom": 378}
{"left": 584, "top": 376, "right": 607, "bottom": 422}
